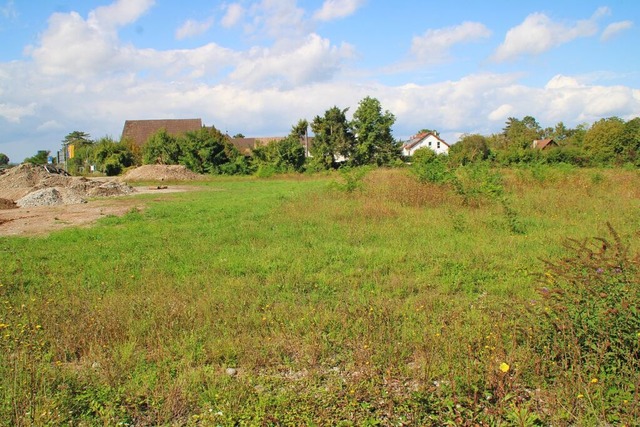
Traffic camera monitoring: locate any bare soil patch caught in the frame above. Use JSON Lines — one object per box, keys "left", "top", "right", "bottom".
{"left": 121, "top": 165, "right": 202, "bottom": 181}
{"left": 0, "top": 164, "right": 204, "bottom": 236}
{"left": 0, "top": 164, "right": 135, "bottom": 207}
{"left": 0, "top": 185, "right": 195, "bottom": 237}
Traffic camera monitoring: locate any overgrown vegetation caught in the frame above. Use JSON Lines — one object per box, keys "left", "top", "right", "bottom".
{"left": 1, "top": 166, "right": 639, "bottom": 425}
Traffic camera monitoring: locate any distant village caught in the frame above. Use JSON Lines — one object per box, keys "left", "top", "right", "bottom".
{"left": 54, "top": 118, "right": 452, "bottom": 169}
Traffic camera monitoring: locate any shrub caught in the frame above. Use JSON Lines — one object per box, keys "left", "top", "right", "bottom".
{"left": 451, "top": 163, "right": 504, "bottom": 206}
{"left": 531, "top": 223, "right": 640, "bottom": 422}
{"left": 410, "top": 148, "right": 451, "bottom": 184}
{"left": 332, "top": 166, "right": 370, "bottom": 193}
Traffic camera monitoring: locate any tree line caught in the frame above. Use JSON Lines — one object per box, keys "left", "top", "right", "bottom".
{"left": 451, "top": 115, "right": 640, "bottom": 167}
{"left": 12, "top": 98, "right": 640, "bottom": 175}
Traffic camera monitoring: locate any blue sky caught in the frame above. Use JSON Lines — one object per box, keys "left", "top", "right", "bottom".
{"left": 1, "top": 0, "right": 639, "bottom": 162}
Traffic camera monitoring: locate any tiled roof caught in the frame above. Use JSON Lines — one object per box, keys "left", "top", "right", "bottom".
{"left": 532, "top": 138, "right": 557, "bottom": 149}
{"left": 120, "top": 119, "right": 203, "bottom": 146}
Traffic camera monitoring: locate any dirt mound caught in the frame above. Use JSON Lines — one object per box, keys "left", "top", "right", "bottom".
{"left": 0, "top": 198, "right": 17, "bottom": 210}
{"left": 0, "top": 164, "right": 135, "bottom": 208}
{"left": 121, "top": 164, "right": 201, "bottom": 181}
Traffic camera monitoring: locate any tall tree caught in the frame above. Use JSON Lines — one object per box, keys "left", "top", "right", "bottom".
{"left": 180, "top": 126, "right": 239, "bottom": 174}
{"left": 142, "top": 129, "right": 182, "bottom": 165}
{"left": 0, "top": 153, "right": 9, "bottom": 165}
{"left": 551, "top": 121, "right": 574, "bottom": 143}
{"left": 582, "top": 117, "right": 625, "bottom": 163}
{"left": 619, "top": 117, "right": 640, "bottom": 164}
{"left": 63, "top": 131, "right": 93, "bottom": 148}
{"left": 310, "top": 106, "right": 354, "bottom": 169}
{"left": 449, "top": 134, "right": 491, "bottom": 166}
{"left": 291, "top": 119, "right": 310, "bottom": 156}
{"left": 502, "top": 116, "right": 542, "bottom": 149}
{"left": 351, "top": 96, "right": 399, "bottom": 166}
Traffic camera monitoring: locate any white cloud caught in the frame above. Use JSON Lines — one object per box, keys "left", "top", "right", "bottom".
{"left": 313, "top": 0, "right": 365, "bottom": 22}
{"left": 87, "top": 0, "right": 155, "bottom": 30}
{"left": 230, "top": 33, "right": 354, "bottom": 89}
{"left": 28, "top": 1, "right": 154, "bottom": 77}
{"left": 545, "top": 75, "right": 582, "bottom": 89}
{"left": 488, "top": 104, "right": 514, "bottom": 121}
{"left": 221, "top": 3, "right": 244, "bottom": 28}
{"left": 0, "top": 102, "right": 36, "bottom": 123}
{"left": 175, "top": 17, "right": 214, "bottom": 40}
{"left": 493, "top": 8, "right": 606, "bottom": 61}
{"left": 411, "top": 22, "right": 491, "bottom": 63}
{"left": 3, "top": 1, "right": 640, "bottom": 162}
{"left": 248, "top": 0, "right": 306, "bottom": 40}
{"left": 1, "top": 0, "right": 17, "bottom": 19}
{"left": 36, "top": 120, "right": 64, "bottom": 132}
{"left": 601, "top": 21, "right": 633, "bottom": 41}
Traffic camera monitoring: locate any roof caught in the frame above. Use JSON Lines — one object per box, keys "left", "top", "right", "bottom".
{"left": 532, "top": 138, "right": 557, "bottom": 150}
{"left": 120, "top": 119, "right": 203, "bottom": 146}
{"left": 229, "top": 137, "right": 287, "bottom": 155}
{"left": 403, "top": 132, "right": 449, "bottom": 151}
{"left": 229, "top": 138, "right": 259, "bottom": 155}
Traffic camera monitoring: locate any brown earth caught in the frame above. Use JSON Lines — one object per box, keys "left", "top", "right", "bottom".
{"left": 0, "top": 164, "right": 135, "bottom": 207}
{"left": 120, "top": 164, "right": 202, "bottom": 181}
{"left": 0, "top": 164, "right": 203, "bottom": 237}
{"left": 0, "top": 186, "right": 194, "bottom": 237}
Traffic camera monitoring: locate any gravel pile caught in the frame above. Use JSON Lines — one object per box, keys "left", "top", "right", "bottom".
{"left": 0, "top": 164, "right": 135, "bottom": 208}
{"left": 121, "top": 164, "right": 202, "bottom": 181}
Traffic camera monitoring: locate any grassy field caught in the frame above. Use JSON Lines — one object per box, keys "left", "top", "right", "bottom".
{"left": 1, "top": 165, "right": 639, "bottom": 426}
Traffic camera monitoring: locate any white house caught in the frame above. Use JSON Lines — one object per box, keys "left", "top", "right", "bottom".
{"left": 402, "top": 132, "right": 449, "bottom": 156}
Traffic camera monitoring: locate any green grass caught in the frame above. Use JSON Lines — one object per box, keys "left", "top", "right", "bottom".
{"left": 1, "top": 167, "right": 639, "bottom": 425}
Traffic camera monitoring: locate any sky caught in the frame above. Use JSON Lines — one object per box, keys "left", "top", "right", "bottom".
{"left": 1, "top": 0, "right": 639, "bottom": 162}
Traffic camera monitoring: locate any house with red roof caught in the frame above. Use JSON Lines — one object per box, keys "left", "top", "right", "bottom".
{"left": 402, "top": 132, "right": 449, "bottom": 156}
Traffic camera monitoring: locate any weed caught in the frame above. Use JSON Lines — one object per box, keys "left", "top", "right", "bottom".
{"left": 332, "top": 166, "right": 370, "bottom": 193}
{"left": 1, "top": 169, "right": 640, "bottom": 425}
{"left": 530, "top": 223, "right": 640, "bottom": 424}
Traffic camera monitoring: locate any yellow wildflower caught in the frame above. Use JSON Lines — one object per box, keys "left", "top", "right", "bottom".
{"left": 499, "top": 362, "right": 510, "bottom": 373}
{"left": 590, "top": 378, "right": 598, "bottom": 384}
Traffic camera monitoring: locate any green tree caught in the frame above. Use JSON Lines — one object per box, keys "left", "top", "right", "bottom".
{"left": 24, "top": 150, "right": 50, "bottom": 165}
{"left": 93, "top": 137, "right": 135, "bottom": 176}
{"left": 61, "top": 131, "right": 95, "bottom": 174}
{"left": 180, "top": 126, "right": 242, "bottom": 174}
{"left": 583, "top": 117, "right": 625, "bottom": 164}
{"left": 449, "top": 134, "right": 491, "bottom": 166}
{"left": 310, "top": 106, "right": 355, "bottom": 169}
{"left": 63, "top": 131, "right": 93, "bottom": 148}
{"left": 502, "top": 116, "right": 542, "bottom": 149}
{"left": 142, "top": 129, "right": 182, "bottom": 165}
{"left": 252, "top": 125, "right": 306, "bottom": 173}
{"left": 0, "top": 153, "right": 9, "bottom": 165}
{"left": 350, "top": 96, "right": 399, "bottom": 166}
{"left": 290, "top": 119, "right": 310, "bottom": 157}
{"left": 619, "top": 117, "right": 640, "bottom": 164}
{"left": 550, "top": 121, "right": 575, "bottom": 143}
{"left": 418, "top": 128, "right": 439, "bottom": 136}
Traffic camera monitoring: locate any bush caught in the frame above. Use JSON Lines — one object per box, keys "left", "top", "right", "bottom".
{"left": 332, "top": 166, "right": 369, "bottom": 193}
{"left": 410, "top": 148, "right": 451, "bottom": 184}
{"left": 531, "top": 223, "right": 640, "bottom": 422}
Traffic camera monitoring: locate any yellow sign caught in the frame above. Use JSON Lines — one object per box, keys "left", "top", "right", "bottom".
{"left": 67, "top": 144, "right": 75, "bottom": 159}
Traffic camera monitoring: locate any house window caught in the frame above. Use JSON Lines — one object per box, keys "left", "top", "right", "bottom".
{"left": 429, "top": 141, "right": 432, "bottom": 146}
{"left": 437, "top": 142, "right": 440, "bottom": 149}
